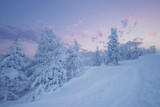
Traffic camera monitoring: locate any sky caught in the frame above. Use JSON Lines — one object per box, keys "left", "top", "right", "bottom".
{"left": 0, "top": 0, "right": 160, "bottom": 56}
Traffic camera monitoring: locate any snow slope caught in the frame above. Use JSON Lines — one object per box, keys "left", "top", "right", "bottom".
{"left": 2, "top": 54, "right": 160, "bottom": 107}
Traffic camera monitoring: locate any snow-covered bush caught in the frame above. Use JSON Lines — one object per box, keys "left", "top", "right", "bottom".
{"left": 92, "top": 46, "right": 102, "bottom": 66}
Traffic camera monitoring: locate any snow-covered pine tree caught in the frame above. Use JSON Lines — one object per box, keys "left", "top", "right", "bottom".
{"left": 105, "top": 28, "right": 119, "bottom": 65}
{"left": 29, "top": 29, "right": 67, "bottom": 100}
{"left": 65, "top": 40, "right": 81, "bottom": 81}
{"left": 0, "top": 38, "right": 30, "bottom": 101}
{"left": 92, "top": 46, "right": 102, "bottom": 66}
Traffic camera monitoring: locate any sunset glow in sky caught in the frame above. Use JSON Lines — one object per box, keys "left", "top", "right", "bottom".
{"left": 0, "top": 0, "right": 160, "bottom": 56}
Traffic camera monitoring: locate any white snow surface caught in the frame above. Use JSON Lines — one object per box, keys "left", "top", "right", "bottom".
{"left": 2, "top": 54, "right": 160, "bottom": 107}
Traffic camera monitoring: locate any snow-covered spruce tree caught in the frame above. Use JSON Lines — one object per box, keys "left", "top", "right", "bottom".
{"left": 29, "top": 29, "right": 67, "bottom": 100}
{"left": 0, "top": 38, "right": 30, "bottom": 102}
{"left": 118, "top": 45, "right": 127, "bottom": 60}
{"left": 92, "top": 46, "right": 102, "bottom": 66}
{"left": 140, "top": 47, "right": 149, "bottom": 56}
{"left": 148, "top": 46, "right": 157, "bottom": 54}
{"left": 140, "top": 46, "right": 156, "bottom": 55}
{"left": 105, "top": 28, "right": 119, "bottom": 65}
{"left": 65, "top": 40, "right": 81, "bottom": 81}
{"left": 130, "top": 45, "right": 141, "bottom": 59}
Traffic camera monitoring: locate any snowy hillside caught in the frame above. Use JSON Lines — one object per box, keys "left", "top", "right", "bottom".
{"left": 2, "top": 54, "right": 159, "bottom": 107}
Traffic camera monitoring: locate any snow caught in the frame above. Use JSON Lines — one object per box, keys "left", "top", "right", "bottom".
{"left": 0, "top": 68, "right": 19, "bottom": 79}
{"left": 1, "top": 54, "right": 160, "bottom": 107}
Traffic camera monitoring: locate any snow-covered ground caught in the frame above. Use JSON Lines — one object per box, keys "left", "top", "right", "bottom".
{"left": 1, "top": 54, "right": 160, "bottom": 107}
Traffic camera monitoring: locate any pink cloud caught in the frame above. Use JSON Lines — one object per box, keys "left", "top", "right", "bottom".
{"left": 45, "top": 25, "right": 56, "bottom": 33}
{"left": 78, "top": 19, "right": 82, "bottom": 24}
{"left": 80, "top": 35, "right": 86, "bottom": 41}
{"left": 91, "top": 37, "right": 98, "bottom": 42}
{"left": 79, "top": 44, "right": 83, "bottom": 48}
{"left": 148, "top": 32, "right": 157, "bottom": 37}
{"left": 127, "top": 17, "right": 132, "bottom": 22}
{"left": 72, "top": 24, "right": 78, "bottom": 27}
{"left": 65, "top": 39, "right": 74, "bottom": 47}
{"left": 71, "top": 33, "right": 77, "bottom": 38}
{"left": 69, "top": 39, "right": 74, "bottom": 43}
{"left": 139, "top": 38, "right": 144, "bottom": 41}
{"left": 134, "top": 19, "right": 142, "bottom": 26}
{"left": 59, "top": 35, "right": 67, "bottom": 39}
{"left": 81, "top": 30, "right": 90, "bottom": 34}
{"left": 66, "top": 24, "right": 78, "bottom": 30}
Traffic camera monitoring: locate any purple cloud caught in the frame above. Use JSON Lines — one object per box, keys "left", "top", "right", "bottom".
{"left": 91, "top": 37, "right": 98, "bottom": 42}
{"left": 45, "top": 25, "right": 56, "bottom": 33}
{"left": 98, "top": 31, "right": 104, "bottom": 38}
{"left": 121, "top": 19, "right": 129, "bottom": 28}
{"left": 81, "top": 30, "right": 90, "bottom": 34}
{"left": 0, "top": 26, "right": 42, "bottom": 42}
{"left": 122, "top": 41, "right": 142, "bottom": 49}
